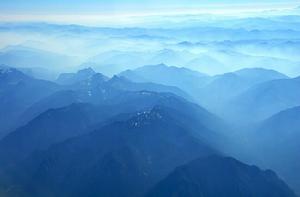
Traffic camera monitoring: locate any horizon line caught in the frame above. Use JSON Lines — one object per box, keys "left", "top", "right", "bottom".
{"left": 0, "top": 2, "right": 299, "bottom": 26}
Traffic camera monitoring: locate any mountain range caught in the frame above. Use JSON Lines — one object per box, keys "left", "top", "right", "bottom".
{"left": 119, "top": 64, "right": 292, "bottom": 119}
{"left": 1, "top": 12, "right": 300, "bottom": 197}
{"left": 0, "top": 65, "right": 299, "bottom": 196}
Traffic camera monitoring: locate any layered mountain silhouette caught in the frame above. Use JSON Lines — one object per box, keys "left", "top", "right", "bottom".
{"left": 196, "top": 67, "right": 288, "bottom": 112}
{"left": 120, "top": 65, "right": 290, "bottom": 117}
{"left": 1, "top": 106, "right": 219, "bottom": 197}
{"left": 8, "top": 67, "right": 191, "bottom": 130}
{"left": 0, "top": 87, "right": 226, "bottom": 170}
{"left": 119, "top": 64, "right": 209, "bottom": 95}
{"left": 0, "top": 65, "right": 59, "bottom": 138}
{"left": 0, "top": 65, "right": 298, "bottom": 197}
{"left": 56, "top": 67, "right": 190, "bottom": 100}
{"left": 225, "top": 76, "right": 300, "bottom": 123}
{"left": 1, "top": 16, "right": 300, "bottom": 197}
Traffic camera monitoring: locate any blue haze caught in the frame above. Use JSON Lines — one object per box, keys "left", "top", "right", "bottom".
{"left": 0, "top": 1, "right": 300, "bottom": 197}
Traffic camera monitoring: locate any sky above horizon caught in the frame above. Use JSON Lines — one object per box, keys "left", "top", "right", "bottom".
{"left": 1, "top": 0, "right": 299, "bottom": 14}
{"left": 0, "top": 0, "right": 299, "bottom": 26}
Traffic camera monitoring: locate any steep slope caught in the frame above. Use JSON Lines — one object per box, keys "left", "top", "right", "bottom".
{"left": 0, "top": 90, "right": 227, "bottom": 171}
{"left": 0, "top": 103, "right": 105, "bottom": 170}
{"left": 3, "top": 106, "right": 220, "bottom": 197}
{"left": 250, "top": 106, "right": 300, "bottom": 194}
{"left": 18, "top": 90, "right": 80, "bottom": 126}
{"left": 0, "top": 66, "right": 59, "bottom": 138}
{"left": 147, "top": 155, "right": 297, "bottom": 197}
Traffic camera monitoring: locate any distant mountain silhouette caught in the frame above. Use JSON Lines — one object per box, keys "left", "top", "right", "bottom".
{"left": 225, "top": 76, "right": 300, "bottom": 123}
{"left": 18, "top": 68, "right": 191, "bottom": 128}
{"left": 0, "top": 45, "right": 76, "bottom": 69}
{"left": 186, "top": 54, "right": 227, "bottom": 75}
{"left": 234, "top": 68, "right": 288, "bottom": 81}
{"left": 119, "top": 63, "right": 209, "bottom": 96}
{"left": 56, "top": 67, "right": 102, "bottom": 85}
{"left": 196, "top": 68, "right": 288, "bottom": 112}
{"left": 120, "top": 66, "right": 289, "bottom": 117}
{"left": 56, "top": 67, "right": 191, "bottom": 100}
{"left": 108, "top": 75, "right": 191, "bottom": 100}
{"left": 147, "top": 155, "right": 297, "bottom": 197}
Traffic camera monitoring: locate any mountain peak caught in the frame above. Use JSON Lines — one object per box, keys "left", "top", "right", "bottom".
{"left": 75, "top": 67, "right": 97, "bottom": 81}
{"left": 77, "top": 67, "right": 96, "bottom": 76}
{"left": 0, "top": 65, "right": 29, "bottom": 82}
{"left": 234, "top": 67, "right": 288, "bottom": 78}
{"left": 157, "top": 63, "right": 168, "bottom": 67}
{"left": 109, "top": 75, "right": 128, "bottom": 82}
{"left": 0, "top": 65, "right": 15, "bottom": 74}
{"left": 142, "top": 63, "right": 168, "bottom": 69}
{"left": 57, "top": 68, "right": 107, "bottom": 85}
{"left": 91, "top": 72, "right": 109, "bottom": 82}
